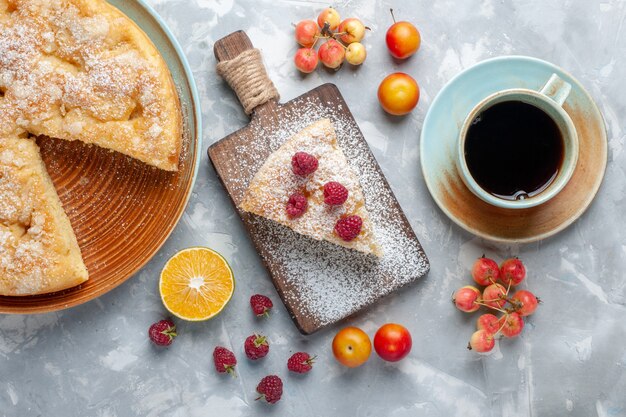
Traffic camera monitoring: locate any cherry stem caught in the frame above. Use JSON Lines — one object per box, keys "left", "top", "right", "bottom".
{"left": 320, "top": 22, "right": 333, "bottom": 38}
{"left": 493, "top": 281, "right": 510, "bottom": 299}
{"left": 497, "top": 294, "right": 523, "bottom": 313}
{"left": 501, "top": 295, "right": 518, "bottom": 304}
{"left": 330, "top": 33, "right": 351, "bottom": 48}
{"left": 310, "top": 35, "right": 322, "bottom": 49}
{"left": 390, "top": 8, "right": 396, "bottom": 24}
{"left": 475, "top": 301, "right": 507, "bottom": 314}
{"left": 495, "top": 313, "right": 509, "bottom": 335}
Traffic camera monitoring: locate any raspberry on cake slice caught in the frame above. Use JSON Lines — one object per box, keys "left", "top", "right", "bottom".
{"left": 239, "top": 118, "right": 382, "bottom": 257}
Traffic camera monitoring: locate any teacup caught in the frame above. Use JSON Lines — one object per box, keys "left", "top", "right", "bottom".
{"left": 456, "top": 73, "right": 579, "bottom": 209}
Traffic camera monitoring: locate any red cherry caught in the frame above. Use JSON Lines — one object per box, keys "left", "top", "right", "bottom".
{"left": 468, "top": 329, "right": 495, "bottom": 353}
{"left": 453, "top": 286, "right": 481, "bottom": 313}
{"left": 374, "top": 323, "right": 412, "bottom": 362}
{"left": 471, "top": 256, "right": 500, "bottom": 286}
{"left": 499, "top": 313, "right": 524, "bottom": 338}
{"left": 385, "top": 10, "right": 420, "bottom": 59}
{"left": 500, "top": 258, "right": 526, "bottom": 286}
{"left": 512, "top": 290, "right": 539, "bottom": 316}
{"left": 476, "top": 313, "right": 500, "bottom": 334}
{"left": 482, "top": 283, "right": 507, "bottom": 309}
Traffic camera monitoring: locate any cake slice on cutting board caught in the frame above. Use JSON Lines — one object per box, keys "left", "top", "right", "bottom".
{"left": 240, "top": 118, "right": 383, "bottom": 257}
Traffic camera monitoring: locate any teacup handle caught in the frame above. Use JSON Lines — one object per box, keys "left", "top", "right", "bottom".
{"left": 540, "top": 73, "right": 571, "bottom": 107}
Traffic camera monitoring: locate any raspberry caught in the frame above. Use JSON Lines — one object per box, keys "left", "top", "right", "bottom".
{"left": 148, "top": 319, "right": 177, "bottom": 346}
{"left": 323, "top": 181, "right": 349, "bottom": 205}
{"left": 287, "top": 352, "right": 316, "bottom": 374}
{"left": 250, "top": 294, "right": 273, "bottom": 317}
{"left": 213, "top": 346, "right": 237, "bottom": 375}
{"left": 256, "top": 375, "right": 283, "bottom": 404}
{"left": 286, "top": 192, "right": 308, "bottom": 218}
{"left": 244, "top": 334, "right": 269, "bottom": 360}
{"left": 291, "top": 152, "right": 318, "bottom": 176}
{"left": 334, "top": 215, "right": 363, "bottom": 241}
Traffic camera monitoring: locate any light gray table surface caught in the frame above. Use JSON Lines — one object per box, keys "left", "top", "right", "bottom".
{"left": 2, "top": 0, "right": 625, "bottom": 416}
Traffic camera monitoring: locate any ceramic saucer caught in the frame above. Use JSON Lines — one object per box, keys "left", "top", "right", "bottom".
{"left": 420, "top": 56, "right": 607, "bottom": 243}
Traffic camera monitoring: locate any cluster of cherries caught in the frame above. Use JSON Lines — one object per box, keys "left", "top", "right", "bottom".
{"left": 294, "top": 8, "right": 422, "bottom": 117}
{"left": 288, "top": 151, "right": 362, "bottom": 242}
{"left": 453, "top": 256, "right": 540, "bottom": 353}
{"left": 294, "top": 7, "right": 369, "bottom": 73}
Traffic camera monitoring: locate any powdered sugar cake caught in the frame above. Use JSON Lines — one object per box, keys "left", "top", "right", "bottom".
{"left": 0, "top": 0, "right": 181, "bottom": 171}
{"left": 210, "top": 30, "right": 429, "bottom": 335}
{"left": 0, "top": 0, "right": 182, "bottom": 296}
{"left": 240, "top": 118, "right": 383, "bottom": 257}
{"left": 0, "top": 0, "right": 199, "bottom": 309}
{"left": 0, "top": 136, "right": 88, "bottom": 295}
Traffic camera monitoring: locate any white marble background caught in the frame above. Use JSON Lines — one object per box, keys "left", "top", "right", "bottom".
{"left": 1, "top": 0, "right": 625, "bottom": 416}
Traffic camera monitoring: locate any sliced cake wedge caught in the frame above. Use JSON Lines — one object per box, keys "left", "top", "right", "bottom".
{"left": 240, "top": 119, "right": 382, "bottom": 257}
{"left": 0, "top": 136, "right": 88, "bottom": 295}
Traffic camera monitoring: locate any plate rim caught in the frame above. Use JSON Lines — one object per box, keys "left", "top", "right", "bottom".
{"left": 419, "top": 55, "right": 608, "bottom": 244}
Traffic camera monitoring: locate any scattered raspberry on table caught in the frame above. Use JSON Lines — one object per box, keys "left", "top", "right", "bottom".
{"left": 213, "top": 346, "right": 237, "bottom": 375}
{"left": 148, "top": 319, "right": 177, "bottom": 346}
{"left": 256, "top": 375, "right": 283, "bottom": 404}
{"left": 287, "top": 352, "right": 316, "bottom": 373}
{"left": 250, "top": 294, "right": 274, "bottom": 317}
{"left": 245, "top": 334, "right": 270, "bottom": 360}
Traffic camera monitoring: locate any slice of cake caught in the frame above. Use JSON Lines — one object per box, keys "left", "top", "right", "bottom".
{"left": 240, "top": 119, "right": 383, "bottom": 257}
{"left": 0, "top": 0, "right": 182, "bottom": 171}
{"left": 0, "top": 135, "right": 88, "bottom": 295}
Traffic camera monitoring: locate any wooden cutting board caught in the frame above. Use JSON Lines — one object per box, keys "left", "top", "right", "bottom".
{"left": 209, "top": 31, "right": 429, "bottom": 334}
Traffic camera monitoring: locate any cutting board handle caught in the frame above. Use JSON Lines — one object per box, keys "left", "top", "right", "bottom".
{"left": 214, "top": 31, "right": 279, "bottom": 117}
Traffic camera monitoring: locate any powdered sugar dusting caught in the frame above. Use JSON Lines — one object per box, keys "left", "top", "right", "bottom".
{"left": 0, "top": 0, "right": 189, "bottom": 295}
{"left": 0, "top": 136, "right": 82, "bottom": 295}
{"left": 226, "top": 96, "right": 430, "bottom": 329}
{"left": 240, "top": 119, "right": 381, "bottom": 256}
{"left": 0, "top": 0, "right": 182, "bottom": 170}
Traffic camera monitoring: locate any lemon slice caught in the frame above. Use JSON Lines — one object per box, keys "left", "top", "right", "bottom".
{"left": 159, "top": 247, "right": 235, "bottom": 321}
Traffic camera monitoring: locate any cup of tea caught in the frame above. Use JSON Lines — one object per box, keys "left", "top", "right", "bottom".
{"left": 456, "top": 73, "right": 579, "bottom": 209}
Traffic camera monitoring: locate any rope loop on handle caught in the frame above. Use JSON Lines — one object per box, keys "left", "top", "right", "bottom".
{"left": 216, "top": 48, "right": 279, "bottom": 115}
